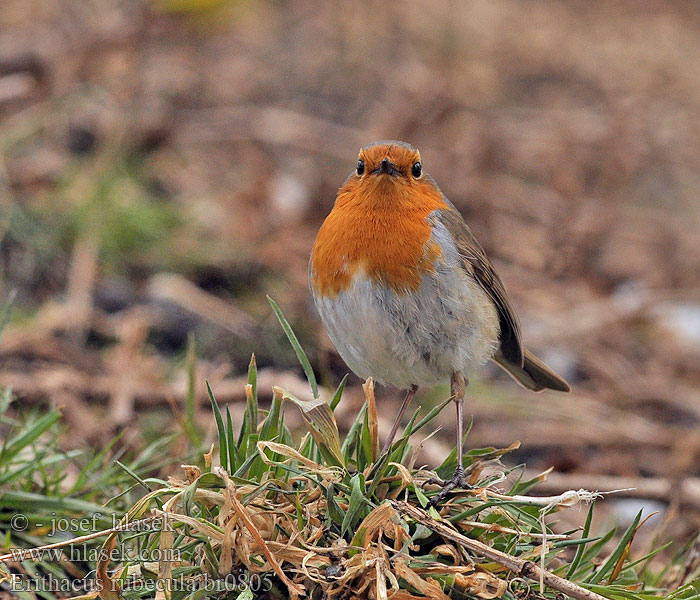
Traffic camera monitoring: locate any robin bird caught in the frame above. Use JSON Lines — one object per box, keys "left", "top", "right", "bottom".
{"left": 309, "top": 140, "right": 570, "bottom": 502}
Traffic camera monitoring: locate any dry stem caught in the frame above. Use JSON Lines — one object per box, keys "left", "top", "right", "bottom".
{"left": 394, "top": 501, "right": 609, "bottom": 600}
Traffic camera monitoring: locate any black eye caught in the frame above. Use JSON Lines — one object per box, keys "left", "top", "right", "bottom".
{"left": 411, "top": 161, "right": 422, "bottom": 178}
{"left": 356, "top": 160, "right": 365, "bottom": 176}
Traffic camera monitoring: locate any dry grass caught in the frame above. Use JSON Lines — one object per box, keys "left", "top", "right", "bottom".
{"left": 2, "top": 303, "right": 693, "bottom": 599}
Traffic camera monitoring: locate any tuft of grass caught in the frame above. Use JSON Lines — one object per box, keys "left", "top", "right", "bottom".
{"left": 0, "top": 299, "right": 694, "bottom": 599}
{"left": 0, "top": 394, "right": 176, "bottom": 595}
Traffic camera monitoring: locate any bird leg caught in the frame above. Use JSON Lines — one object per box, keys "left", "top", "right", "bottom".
{"left": 428, "top": 372, "right": 471, "bottom": 506}
{"left": 379, "top": 385, "right": 418, "bottom": 458}
{"left": 454, "top": 371, "right": 467, "bottom": 475}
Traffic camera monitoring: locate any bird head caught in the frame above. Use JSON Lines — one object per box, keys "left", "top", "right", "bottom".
{"left": 336, "top": 140, "right": 443, "bottom": 210}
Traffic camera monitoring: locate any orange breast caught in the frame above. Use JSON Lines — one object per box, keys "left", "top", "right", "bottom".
{"left": 311, "top": 179, "right": 448, "bottom": 297}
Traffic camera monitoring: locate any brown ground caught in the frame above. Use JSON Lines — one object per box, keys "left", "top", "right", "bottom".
{"left": 2, "top": 0, "right": 700, "bottom": 544}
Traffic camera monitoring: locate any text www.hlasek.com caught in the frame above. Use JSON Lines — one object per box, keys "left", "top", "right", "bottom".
{"left": 7, "top": 546, "right": 182, "bottom": 562}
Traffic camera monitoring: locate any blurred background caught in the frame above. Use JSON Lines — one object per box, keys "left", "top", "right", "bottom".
{"left": 1, "top": 0, "right": 700, "bottom": 540}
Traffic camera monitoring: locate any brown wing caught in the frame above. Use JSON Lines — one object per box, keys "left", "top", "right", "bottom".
{"left": 438, "top": 202, "right": 524, "bottom": 367}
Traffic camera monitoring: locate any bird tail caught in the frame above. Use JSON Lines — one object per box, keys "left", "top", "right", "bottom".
{"left": 493, "top": 348, "right": 571, "bottom": 392}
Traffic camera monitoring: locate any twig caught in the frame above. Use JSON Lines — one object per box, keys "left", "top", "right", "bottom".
{"left": 64, "top": 230, "right": 99, "bottom": 344}
{"left": 394, "top": 501, "right": 609, "bottom": 600}
{"left": 485, "top": 488, "right": 614, "bottom": 507}
{"left": 146, "top": 272, "right": 257, "bottom": 337}
{"left": 523, "top": 470, "right": 700, "bottom": 509}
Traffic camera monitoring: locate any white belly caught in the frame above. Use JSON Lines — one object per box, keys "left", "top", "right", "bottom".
{"left": 312, "top": 263, "right": 499, "bottom": 389}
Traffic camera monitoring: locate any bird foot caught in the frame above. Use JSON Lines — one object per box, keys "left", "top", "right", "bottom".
{"left": 426, "top": 466, "right": 471, "bottom": 507}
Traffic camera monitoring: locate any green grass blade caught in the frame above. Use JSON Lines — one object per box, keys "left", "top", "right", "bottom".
{"left": 0, "top": 289, "right": 16, "bottom": 346}
{"left": 373, "top": 403, "right": 420, "bottom": 484}
{"left": 250, "top": 389, "right": 284, "bottom": 479}
{"left": 341, "top": 473, "right": 369, "bottom": 538}
{"left": 411, "top": 395, "right": 453, "bottom": 433}
{"left": 342, "top": 403, "right": 367, "bottom": 461}
{"left": 392, "top": 406, "right": 421, "bottom": 459}
{"left": 553, "top": 536, "right": 601, "bottom": 550}
{"left": 183, "top": 332, "right": 203, "bottom": 450}
{"left": 226, "top": 406, "right": 238, "bottom": 471}
{"left": 574, "top": 527, "right": 617, "bottom": 579}
{"left": 508, "top": 467, "right": 551, "bottom": 496}
{"left": 259, "top": 390, "right": 282, "bottom": 443}
{"left": 206, "top": 381, "right": 228, "bottom": 472}
{"left": 233, "top": 443, "right": 260, "bottom": 478}
{"left": 359, "top": 405, "right": 374, "bottom": 470}
{"left": 330, "top": 374, "right": 348, "bottom": 411}
{"left": 624, "top": 541, "right": 672, "bottom": 572}
{"left": 114, "top": 460, "right": 153, "bottom": 493}
{"left": 588, "top": 509, "right": 643, "bottom": 584}
{"left": 567, "top": 501, "right": 595, "bottom": 578}
{"left": 325, "top": 482, "right": 345, "bottom": 526}
{"left": 0, "top": 490, "right": 111, "bottom": 518}
{"left": 246, "top": 353, "right": 258, "bottom": 432}
{"left": 237, "top": 355, "right": 259, "bottom": 455}
{"left": 248, "top": 353, "right": 258, "bottom": 399}
{"left": 0, "top": 410, "right": 61, "bottom": 464}
{"left": 68, "top": 431, "right": 124, "bottom": 493}
{"left": 0, "top": 450, "right": 82, "bottom": 487}
{"left": 435, "top": 416, "right": 474, "bottom": 480}
{"left": 267, "top": 296, "right": 318, "bottom": 399}
{"left": 367, "top": 405, "right": 422, "bottom": 490}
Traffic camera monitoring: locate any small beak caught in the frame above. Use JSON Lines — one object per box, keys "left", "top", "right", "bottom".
{"left": 374, "top": 157, "right": 400, "bottom": 177}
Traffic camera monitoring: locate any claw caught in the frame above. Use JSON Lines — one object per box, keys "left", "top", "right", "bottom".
{"left": 427, "top": 466, "right": 471, "bottom": 507}
{"left": 422, "top": 476, "right": 443, "bottom": 489}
